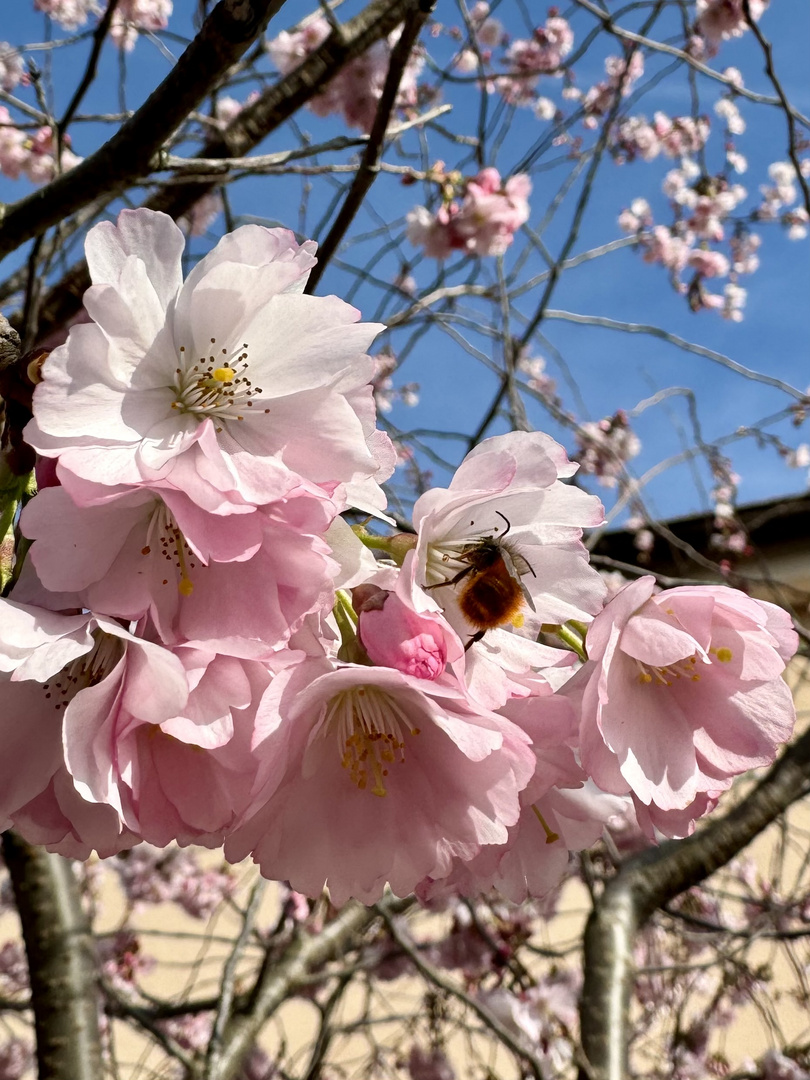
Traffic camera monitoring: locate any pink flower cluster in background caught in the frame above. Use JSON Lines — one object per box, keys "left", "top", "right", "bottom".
{"left": 34, "top": 0, "right": 172, "bottom": 45}
{"left": 0, "top": 112, "right": 82, "bottom": 185}
{"left": 407, "top": 167, "right": 532, "bottom": 258}
{"left": 267, "top": 17, "right": 424, "bottom": 133}
{"left": 0, "top": 208, "right": 797, "bottom": 906}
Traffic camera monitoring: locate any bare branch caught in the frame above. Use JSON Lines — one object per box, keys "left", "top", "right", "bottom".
{"left": 0, "top": 0, "right": 288, "bottom": 261}
{"left": 579, "top": 725, "right": 810, "bottom": 1080}
{"left": 2, "top": 832, "right": 103, "bottom": 1080}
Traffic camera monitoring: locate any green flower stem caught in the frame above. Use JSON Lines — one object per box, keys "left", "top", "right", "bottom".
{"left": 556, "top": 623, "right": 588, "bottom": 662}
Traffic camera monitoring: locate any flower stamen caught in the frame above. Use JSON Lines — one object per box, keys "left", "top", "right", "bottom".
{"left": 326, "top": 687, "right": 416, "bottom": 797}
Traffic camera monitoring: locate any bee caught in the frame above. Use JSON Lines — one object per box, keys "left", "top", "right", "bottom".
{"left": 427, "top": 512, "right": 536, "bottom": 649}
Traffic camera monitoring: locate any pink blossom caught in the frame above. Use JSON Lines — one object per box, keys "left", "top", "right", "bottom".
{"left": 406, "top": 204, "right": 456, "bottom": 259}
{"left": 10, "top": 768, "right": 141, "bottom": 860}
{"left": 179, "top": 191, "right": 223, "bottom": 236}
{"left": 408, "top": 169, "right": 531, "bottom": 258}
{"left": 409, "top": 431, "right": 606, "bottom": 643}
{"left": 267, "top": 21, "right": 423, "bottom": 133}
{"left": 760, "top": 1049, "right": 810, "bottom": 1080}
{"left": 97, "top": 930, "right": 154, "bottom": 991}
{"left": 109, "top": 0, "right": 173, "bottom": 50}
{"left": 453, "top": 170, "right": 531, "bottom": 256}
{"left": 497, "top": 17, "right": 573, "bottom": 106}
{"left": 226, "top": 657, "right": 535, "bottom": 904}
{"left": 65, "top": 644, "right": 272, "bottom": 848}
{"left": 572, "top": 577, "right": 797, "bottom": 836}
{"left": 696, "top": 0, "right": 767, "bottom": 53}
{"left": 0, "top": 45, "right": 25, "bottom": 92}
{"left": 26, "top": 209, "right": 392, "bottom": 514}
{"left": 408, "top": 1045, "right": 456, "bottom": 1080}
{"left": 421, "top": 688, "right": 626, "bottom": 901}
{"left": 687, "top": 248, "right": 730, "bottom": 278}
{"left": 266, "top": 17, "right": 331, "bottom": 75}
{"left": 0, "top": 1038, "right": 34, "bottom": 1080}
{"left": 0, "top": 108, "right": 27, "bottom": 181}
{"left": 0, "top": 942, "right": 28, "bottom": 995}
{"left": 34, "top": 0, "right": 100, "bottom": 31}
{"left": 641, "top": 225, "right": 693, "bottom": 274}
{"left": 575, "top": 411, "right": 641, "bottom": 487}
{"left": 582, "top": 51, "right": 644, "bottom": 122}
{"left": 18, "top": 480, "right": 338, "bottom": 650}
{"left": 0, "top": 600, "right": 189, "bottom": 848}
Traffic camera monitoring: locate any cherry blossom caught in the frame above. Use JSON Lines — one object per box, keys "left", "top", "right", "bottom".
{"left": 0, "top": 45, "right": 24, "bottom": 92}
{"left": 267, "top": 19, "right": 423, "bottom": 133}
{"left": 17, "top": 480, "right": 339, "bottom": 649}
{"left": 226, "top": 656, "right": 535, "bottom": 904}
{"left": 109, "top": 0, "right": 173, "bottom": 50}
{"left": 571, "top": 576, "right": 797, "bottom": 836}
{"left": 696, "top": 0, "right": 768, "bottom": 54}
{"left": 496, "top": 16, "right": 573, "bottom": 106}
{"left": 0, "top": 600, "right": 187, "bottom": 841}
{"left": 34, "top": 0, "right": 100, "bottom": 31}
{"left": 407, "top": 168, "right": 531, "bottom": 258}
{"left": 25, "top": 209, "right": 392, "bottom": 514}
{"left": 575, "top": 411, "right": 641, "bottom": 488}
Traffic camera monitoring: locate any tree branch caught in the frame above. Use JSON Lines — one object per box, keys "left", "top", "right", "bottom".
{"left": 1, "top": 831, "right": 103, "bottom": 1080}
{"left": 211, "top": 896, "right": 410, "bottom": 1080}
{"left": 306, "top": 0, "right": 435, "bottom": 291}
{"left": 23, "top": 0, "right": 428, "bottom": 344}
{"left": 578, "top": 724, "right": 810, "bottom": 1080}
{"left": 0, "top": 0, "right": 287, "bottom": 262}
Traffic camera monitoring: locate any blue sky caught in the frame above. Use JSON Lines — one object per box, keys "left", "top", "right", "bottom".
{"left": 1, "top": 0, "right": 808, "bottom": 525}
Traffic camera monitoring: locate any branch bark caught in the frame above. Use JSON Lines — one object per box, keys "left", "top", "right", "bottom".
{"left": 578, "top": 724, "right": 810, "bottom": 1080}
{"left": 24, "top": 0, "right": 429, "bottom": 344}
{"left": 210, "top": 899, "right": 382, "bottom": 1080}
{"left": 1, "top": 831, "right": 102, "bottom": 1080}
{"left": 0, "top": 0, "right": 288, "bottom": 262}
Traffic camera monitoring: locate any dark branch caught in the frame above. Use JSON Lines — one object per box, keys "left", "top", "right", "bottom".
{"left": 2, "top": 832, "right": 103, "bottom": 1080}
{"left": 306, "top": 0, "right": 435, "bottom": 291}
{"left": 22, "top": 0, "right": 428, "bottom": 344}
{"left": 0, "top": 0, "right": 287, "bottom": 262}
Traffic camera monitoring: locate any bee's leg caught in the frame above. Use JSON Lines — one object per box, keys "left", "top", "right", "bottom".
{"left": 464, "top": 630, "right": 486, "bottom": 652}
{"left": 425, "top": 565, "right": 474, "bottom": 591}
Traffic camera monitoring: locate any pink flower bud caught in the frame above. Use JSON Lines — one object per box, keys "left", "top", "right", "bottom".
{"left": 358, "top": 591, "right": 448, "bottom": 680}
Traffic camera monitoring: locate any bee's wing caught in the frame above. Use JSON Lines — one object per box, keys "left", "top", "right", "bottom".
{"left": 501, "top": 549, "right": 537, "bottom": 612}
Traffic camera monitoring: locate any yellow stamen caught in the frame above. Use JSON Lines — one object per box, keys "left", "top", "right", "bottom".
{"left": 173, "top": 530, "right": 194, "bottom": 597}
{"left": 716, "top": 647, "right": 733, "bottom": 662}
{"left": 212, "top": 366, "right": 236, "bottom": 382}
{"left": 532, "top": 805, "right": 560, "bottom": 844}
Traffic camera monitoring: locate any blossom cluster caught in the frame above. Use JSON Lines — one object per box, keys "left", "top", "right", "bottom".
{"left": 0, "top": 111, "right": 82, "bottom": 185}
{"left": 0, "top": 208, "right": 797, "bottom": 906}
{"left": 267, "top": 16, "right": 424, "bottom": 133}
{"left": 34, "top": 0, "right": 172, "bottom": 47}
{"left": 407, "top": 166, "right": 532, "bottom": 258}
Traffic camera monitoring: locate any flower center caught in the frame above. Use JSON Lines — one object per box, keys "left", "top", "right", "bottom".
{"left": 325, "top": 686, "right": 420, "bottom": 797}
{"left": 42, "top": 631, "right": 124, "bottom": 711}
{"left": 170, "top": 337, "right": 268, "bottom": 429}
{"left": 635, "top": 646, "right": 732, "bottom": 687}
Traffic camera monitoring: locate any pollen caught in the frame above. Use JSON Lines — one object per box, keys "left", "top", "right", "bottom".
{"left": 511, "top": 612, "right": 525, "bottom": 629}
{"left": 325, "top": 687, "right": 416, "bottom": 798}
{"left": 716, "top": 647, "right": 733, "bottom": 662}
{"left": 212, "top": 367, "right": 236, "bottom": 382}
